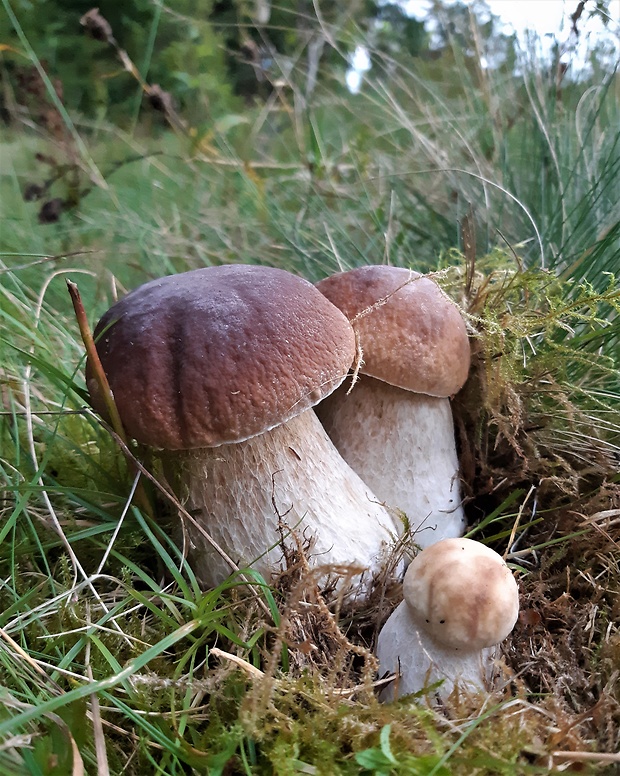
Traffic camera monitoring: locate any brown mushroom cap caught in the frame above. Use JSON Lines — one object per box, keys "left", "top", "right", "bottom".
{"left": 316, "top": 266, "right": 470, "bottom": 397}
{"left": 87, "top": 265, "right": 356, "bottom": 449}
{"left": 402, "top": 538, "right": 520, "bottom": 651}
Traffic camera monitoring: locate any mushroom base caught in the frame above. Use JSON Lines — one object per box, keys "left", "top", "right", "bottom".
{"left": 164, "top": 409, "right": 400, "bottom": 594}
{"left": 316, "top": 376, "right": 466, "bottom": 548}
{"left": 376, "top": 601, "right": 498, "bottom": 702}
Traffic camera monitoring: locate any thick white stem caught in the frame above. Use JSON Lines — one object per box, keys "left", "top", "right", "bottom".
{"left": 316, "top": 376, "right": 466, "bottom": 548}
{"left": 376, "top": 601, "right": 496, "bottom": 701}
{"left": 166, "top": 409, "right": 400, "bottom": 594}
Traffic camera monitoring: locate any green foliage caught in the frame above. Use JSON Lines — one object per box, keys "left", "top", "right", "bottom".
{"left": 443, "top": 254, "right": 620, "bottom": 536}
{"left": 354, "top": 724, "right": 439, "bottom": 775}
{"left": 0, "top": 0, "right": 237, "bottom": 125}
{"left": 0, "top": 0, "right": 428, "bottom": 128}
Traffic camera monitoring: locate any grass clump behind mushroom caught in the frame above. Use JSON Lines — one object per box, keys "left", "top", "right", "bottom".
{"left": 446, "top": 252, "right": 620, "bottom": 524}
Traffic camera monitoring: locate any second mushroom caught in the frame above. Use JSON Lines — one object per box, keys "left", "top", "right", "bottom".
{"left": 316, "top": 265, "right": 471, "bottom": 548}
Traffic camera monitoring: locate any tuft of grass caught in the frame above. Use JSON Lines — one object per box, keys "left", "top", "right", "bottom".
{"left": 450, "top": 251, "right": 620, "bottom": 502}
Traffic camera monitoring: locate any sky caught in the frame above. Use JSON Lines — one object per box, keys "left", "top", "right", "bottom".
{"left": 347, "top": 1, "right": 619, "bottom": 91}
{"left": 405, "top": 0, "right": 619, "bottom": 49}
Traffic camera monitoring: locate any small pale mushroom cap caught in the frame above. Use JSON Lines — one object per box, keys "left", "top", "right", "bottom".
{"left": 87, "top": 265, "right": 356, "bottom": 449}
{"left": 316, "top": 265, "right": 470, "bottom": 397}
{"left": 403, "top": 537, "right": 520, "bottom": 651}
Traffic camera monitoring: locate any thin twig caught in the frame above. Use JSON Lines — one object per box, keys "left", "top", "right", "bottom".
{"left": 0, "top": 250, "right": 97, "bottom": 274}
{"left": 504, "top": 484, "right": 536, "bottom": 560}
{"left": 552, "top": 751, "right": 620, "bottom": 764}
{"left": 66, "top": 280, "right": 127, "bottom": 445}
{"left": 67, "top": 278, "right": 154, "bottom": 518}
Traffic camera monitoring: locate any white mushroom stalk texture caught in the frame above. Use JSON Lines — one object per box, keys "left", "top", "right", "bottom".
{"left": 316, "top": 266, "right": 471, "bottom": 548}
{"left": 87, "top": 265, "right": 399, "bottom": 593}
{"left": 376, "top": 538, "right": 520, "bottom": 701}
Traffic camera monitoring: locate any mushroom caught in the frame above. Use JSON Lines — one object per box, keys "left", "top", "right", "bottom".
{"left": 86, "top": 264, "right": 399, "bottom": 591}
{"left": 315, "top": 265, "right": 471, "bottom": 548}
{"left": 376, "top": 538, "right": 519, "bottom": 701}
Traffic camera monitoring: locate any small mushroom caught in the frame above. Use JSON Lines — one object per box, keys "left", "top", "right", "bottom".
{"left": 316, "top": 265, "right": 470, "bottom": 548}
{"left": 376, "top": 538, "right": 519, "bottom": 701}
{"left": 87, "top": 265, "right": 399, "bottom": 592}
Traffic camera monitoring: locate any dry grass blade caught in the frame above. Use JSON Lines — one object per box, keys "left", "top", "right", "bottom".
{"left": 85, "top": 639, "right": 110, "bottom": 776}
{"left": 209, "top": 647, "right": 266, "bottom": 680}
{"left": 551, "top": 750, "right": 620, "bottom": 764}
{"left": 66, "top": 279, "right": 127, "bottom": 447}
{"left": 0, "top": 627, "right": 63, "bottom": 694}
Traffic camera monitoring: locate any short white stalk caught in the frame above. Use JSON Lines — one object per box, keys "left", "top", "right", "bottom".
{"left": 166, "top": 408, "right": 401, "bottom": 593}
{"left": 376, "top": 601, "right": 497, "bottom": 701}
{"left": 317, "top": 375, "right": 465, "bottom": 548}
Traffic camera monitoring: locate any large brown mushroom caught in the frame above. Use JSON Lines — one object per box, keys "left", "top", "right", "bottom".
{"left": 316, "top": 265, "right": 471, "bottom": 548}
{"left": 87, "top": 265, "right": 399, "bottom": 591}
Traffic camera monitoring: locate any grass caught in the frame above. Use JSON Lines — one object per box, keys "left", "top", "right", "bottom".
{"left": 1, "top": 3, "right": 620, "bottom": 774}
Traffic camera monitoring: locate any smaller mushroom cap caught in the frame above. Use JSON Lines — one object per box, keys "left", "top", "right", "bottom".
{"left": 316, "top": 265, "right": 470, "bottom": 397}
{"left": 403, "top": 538, "right": 519, "bottom": 651}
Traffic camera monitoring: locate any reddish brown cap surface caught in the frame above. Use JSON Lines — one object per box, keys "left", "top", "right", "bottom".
{"left": 316, "top": 265, "right": 470, "bottom": 397}
{"left": 87, "top": 265, "right": 356, "bottom": 449}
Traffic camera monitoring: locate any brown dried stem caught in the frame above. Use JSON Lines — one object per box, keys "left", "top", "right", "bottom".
{"left": 67, "top": 279, "right": 127, "bottom": 444}
{"left": 67, "top": 278, "right": 153, "bottom": 517}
